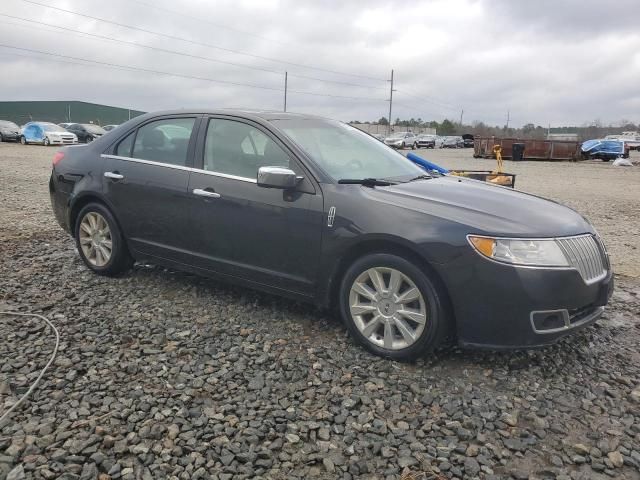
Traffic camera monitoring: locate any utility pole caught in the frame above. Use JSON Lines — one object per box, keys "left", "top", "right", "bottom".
{"left": 459, "top": 109, "right": 464, "bottom": 126}
{"left": 387, "top": 69, "right": 395, "bottom": 136}
{"left": 506, "top": 110, "right": 510, "bottom": 130}
{"left": 284, "top": 71, "right": 288, "bottom": 112}
{"left": 68, "top": 104, "right": 71, "bottom": 122}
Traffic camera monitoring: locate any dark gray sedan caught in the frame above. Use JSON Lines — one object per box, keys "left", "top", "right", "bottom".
{"left": 0, "top": 120, "right": 21, "bottom": 142}
{"left": 49, "top": 110, "right": 613, "bottom": 360}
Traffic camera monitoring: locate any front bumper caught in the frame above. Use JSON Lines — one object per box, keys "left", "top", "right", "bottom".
{"left": 49, "top": 138, "right": 78, "bottom": 145}
{"left": 436, "top": 250, "right": 614, "bottom": 349}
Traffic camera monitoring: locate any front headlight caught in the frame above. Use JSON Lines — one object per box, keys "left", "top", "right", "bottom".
{"left": 468, "top": 235, "right": 569, "bottom": 267}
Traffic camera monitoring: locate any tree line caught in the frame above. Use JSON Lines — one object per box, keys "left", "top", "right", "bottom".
{"left": 349, "top": 117, "right": 640, "bottom": 139}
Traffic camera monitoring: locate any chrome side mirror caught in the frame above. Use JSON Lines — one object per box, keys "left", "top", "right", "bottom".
{"left": 257, "top": 166, "right": 302, "bottom": 189}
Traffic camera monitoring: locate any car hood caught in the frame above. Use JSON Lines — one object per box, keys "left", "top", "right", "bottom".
{"left": 46, "top": 130, "right": 75, "bottom": 135}
{"left": 365, "top": 176, "right": 592, "bottom": 237}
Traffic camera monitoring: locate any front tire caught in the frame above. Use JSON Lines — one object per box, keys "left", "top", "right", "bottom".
{"left": 74, "top": 203, "right": 133, "bottom": 276}
{"left": 20, "top": 136, "right": 26, "bottom": 145}
{"left": 339, "top": 253, "right": 447, "bottom": 360}
{"left": 412, "top": 142, "right": 417, "bottom": 150}
{"left": 44, "top": 137, "right": 50, "bottom": 146}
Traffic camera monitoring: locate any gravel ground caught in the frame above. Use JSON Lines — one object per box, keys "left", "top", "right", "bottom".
{"left": 1, "top": 142, "right": 639, "bottom": 480}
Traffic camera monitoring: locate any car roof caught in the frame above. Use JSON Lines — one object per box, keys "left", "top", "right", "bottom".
{"left": 138, "top": 109, "right": 329, "bottom": 123}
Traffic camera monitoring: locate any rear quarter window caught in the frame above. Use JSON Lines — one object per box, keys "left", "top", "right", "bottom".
{"left": 116, "top": 132, "right": 135, "bottom": 157}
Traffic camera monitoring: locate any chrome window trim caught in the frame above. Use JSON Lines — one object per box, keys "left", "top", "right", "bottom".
{"left": 100, "top": 154, "right": 257, "bottom": 183}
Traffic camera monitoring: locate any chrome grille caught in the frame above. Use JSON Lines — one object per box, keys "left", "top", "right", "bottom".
{"left": 557, "top": 235, "right": 607, "bottom": 283}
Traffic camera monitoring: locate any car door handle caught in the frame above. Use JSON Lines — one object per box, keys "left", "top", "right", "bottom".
{"left": 193, "top": 188, "right": 221, "bottom": 199}
{"left": 104, "top": 171, "right": 124, "bottom": 180}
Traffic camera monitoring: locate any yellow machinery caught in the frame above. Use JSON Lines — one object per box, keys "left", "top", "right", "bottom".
{"left": 449, "top": 143, "right": 516, "bottom": 187}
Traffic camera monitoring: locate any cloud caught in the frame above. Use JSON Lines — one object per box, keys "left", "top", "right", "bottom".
{"left": 0, "top": 0, "right": 638, "bottom": 126}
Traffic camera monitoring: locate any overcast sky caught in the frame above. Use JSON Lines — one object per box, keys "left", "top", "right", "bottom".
{"left": 1, "top": 0, "right": 639, "bottom": 127}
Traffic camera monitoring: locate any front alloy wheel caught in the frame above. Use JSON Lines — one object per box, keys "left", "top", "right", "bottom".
{"left": 44, "top": 137, "right": 50, "bottom": 146}
{"left": 349, "top": 267, "right": 426, "bottom": 350}
{"left": 339, "top": 253, "right": 447, "bottom": 360}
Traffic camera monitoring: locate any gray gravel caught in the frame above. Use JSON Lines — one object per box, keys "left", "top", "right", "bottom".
{"left": 1, "top": 143, "right": 640, "bottom": 480}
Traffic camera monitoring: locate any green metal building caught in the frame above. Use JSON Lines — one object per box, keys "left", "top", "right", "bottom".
{"left": 0, "top": 101, "right": 145, "bottom": 126}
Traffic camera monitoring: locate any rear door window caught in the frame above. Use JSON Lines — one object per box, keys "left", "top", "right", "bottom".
{"left": 131, "top": 118, "right": 195, "bottom": 166}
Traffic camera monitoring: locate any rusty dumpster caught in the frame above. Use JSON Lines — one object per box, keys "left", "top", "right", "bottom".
{"left": 473, "top": 137, "right": 580, "bottom": 161}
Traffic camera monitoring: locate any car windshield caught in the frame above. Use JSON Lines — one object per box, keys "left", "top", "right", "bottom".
{"left": 272, "top": 119, "right": 426, "bottom": 181}
{"left": 82, "top": 124, "right": 106, "bottom": 134}
{"left": 40, "top": 123, "right": 64, "bottom": 132}
{"left": 0, "top": 120, "right": 19, "bottom": 129}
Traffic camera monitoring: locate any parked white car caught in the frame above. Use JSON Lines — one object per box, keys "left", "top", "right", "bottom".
{"left": 20, "top": 122, "right": 78, "bottom": 146}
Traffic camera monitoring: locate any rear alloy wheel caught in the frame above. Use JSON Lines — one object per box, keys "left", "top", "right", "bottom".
{"left": 43, "top": 137, "right": 50, "bottom": 146}
{"left": 339, "top": 253, "right": 447, "bottom": 360}
{"left": 75, "top": 203, "right": 133, "bottom": 275}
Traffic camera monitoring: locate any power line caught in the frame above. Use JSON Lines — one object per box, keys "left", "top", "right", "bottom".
{"left": 394, "top": 88, "right": 460, "bottom": 113}
{"left": 20, "top": 0, "right": 387, "bottom": 82}
{"left": 0, "top": 43, "right": 385, "bottom": 101}
{"left": 395, "top": 86, "right": 460, "bottom": 110}
{"left": 0, "top": 13, "right": 386, "bottom": 90}
{"left": 126, "top": 0, "right": 289, "bottom": 47}
{"left": 392, "top": 102, "right": 449, "bottom": 120}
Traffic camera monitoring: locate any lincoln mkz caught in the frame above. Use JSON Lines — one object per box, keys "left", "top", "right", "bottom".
{"left": 50, "top": 110, "right": 613, "bottom": 360}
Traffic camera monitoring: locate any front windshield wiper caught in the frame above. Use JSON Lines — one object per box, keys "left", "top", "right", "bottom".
{"left": 406, "top": 174, "right": 433, "bottom": 182}
{"left": 338, "top": 178, "right": 395, "bottom": 187}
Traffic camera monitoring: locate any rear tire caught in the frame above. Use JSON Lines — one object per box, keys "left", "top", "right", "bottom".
{"left": 338, "top": 253, "right": 447, "bottom": 361}
{"left": 74, "top": 203, "right": 133, "bottom": 276}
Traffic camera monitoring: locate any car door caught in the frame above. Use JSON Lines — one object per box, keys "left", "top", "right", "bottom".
{"left": 187, "top": 116, "right": 323, "bottom": 296}
{"left": 69, "top": 124, "right": 83, "bottom": 141}
{"left": 407, "top": 133, "right": 414, "bottom": 145}
{"left": 102, "top": 116, "right": 200, "bottom": 263}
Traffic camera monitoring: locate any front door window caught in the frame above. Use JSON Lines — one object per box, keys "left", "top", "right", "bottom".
{"left": 204, "top": 119, "right": 291, "bottom": 179}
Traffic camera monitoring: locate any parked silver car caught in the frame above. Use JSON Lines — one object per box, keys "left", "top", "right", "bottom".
{"left": 384, "top": 131, "right": 417, "bottom": 149}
